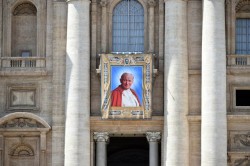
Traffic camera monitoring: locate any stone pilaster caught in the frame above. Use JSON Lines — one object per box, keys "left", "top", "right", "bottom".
{"left": 201, "top": 0, "right": 227, "bottom": 165}
{"left": 148, "top": 0, "right": 156, "bottom": 53}
{"left": 52, "top": 1, "right": 67, "bottom": 166}
{"left": 164, "top": 0, "right": 189, "bottom": 165}
{"left": 100, "top": 0, "right": 108, "bottom": 53}
{"left": 65, "top": 0, "right": 91, "bottom": 165}
{"left": 93, "top": 132, "right": 109, "bottom": 166}
{"left": 146, "top": 132, "right": 161, "bottom": 166}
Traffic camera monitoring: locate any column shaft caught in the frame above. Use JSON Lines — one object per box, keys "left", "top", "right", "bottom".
{"left": 149, "top": 142, "right": 158, "bottom": 166}
{"left": 96, "top": 142, "right": 107, "bottom": 166}
{"left": 201, "top": 0, "right": 227, "bottom": 165}
{"left": 65, "top": 0, "right": 90, "bottom": 165}
{"left": 101, "top": 0, "right": 107, "bottom": 53}
{"left": 164, "top": 0, "right": 189, "bottom": 165}
{"left": 148, "top": 0, "right": 155, "bottom": 52}
{"left": 52, "top": 1, "right": 67, "bottom": 166}
{"left": 146, "top": 132, "right": 161, "bottom": 166}
{"left": 94, "top": 132, "right": 109, "bottom": 166}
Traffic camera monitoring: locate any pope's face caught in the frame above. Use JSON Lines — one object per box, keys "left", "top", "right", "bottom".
{"left": 120, "top": 74, "right": 134, "bottom": 90}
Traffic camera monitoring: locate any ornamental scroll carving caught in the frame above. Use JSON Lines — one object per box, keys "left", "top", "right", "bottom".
{"left": 234, "top": 156, "right": 250, "bottom": 166}
{"left": 9, "top": 143, "right": 34, "bottom": 157}
{"left": 235, "top": 0, "right": 250, "bottom": 13}
{"left": 148, "top": 0, "right": 156, "bottom": 7}
{"left": 93, "top": 132, "right": 109, "bottom": 142}
{"left": 146, "top": 132, "right": 161, "bottom": 142}
{"left": 0, "top": 118, "right": 44, "bottom": 128}
{"left": 13, "top": 3, "right": 37, "bottom": 16}
{"left": 234, "top": 132, "right": 250, "bottom": 146}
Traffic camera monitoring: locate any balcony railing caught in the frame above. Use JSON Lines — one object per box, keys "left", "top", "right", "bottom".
{"left": 227, "top": 55, "right": 250, "bottom": 66}
{"left": 0, "top": 57, "right": 46, "bottom": 68}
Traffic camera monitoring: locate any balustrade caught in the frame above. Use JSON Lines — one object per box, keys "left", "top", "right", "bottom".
{"left": 0, "top": 57, "right": 46, "bottom": 68}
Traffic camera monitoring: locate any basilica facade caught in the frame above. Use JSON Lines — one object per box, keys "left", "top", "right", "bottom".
{"left": 0, "top": 0, "right": 249, "bottom": 165}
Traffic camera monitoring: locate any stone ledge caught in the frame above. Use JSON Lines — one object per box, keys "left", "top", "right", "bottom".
{"left": 90, "top": 116, "right": 163, "bottom": 134}
{"left": 0, "top": 69, "right": 48, "bottom": 76}
{"left": 227, "top": 66, "right": 250, "bottom": 75}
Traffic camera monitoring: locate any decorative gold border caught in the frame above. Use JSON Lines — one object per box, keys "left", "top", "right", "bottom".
{"left": 100, "top": 54, "right": 153, "bottom": 119}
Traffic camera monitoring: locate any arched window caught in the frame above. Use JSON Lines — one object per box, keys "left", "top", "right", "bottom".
{"left": 112, "top": 0, "right": 144, "bottom": 53}
{"left": 235, "top": 1, "right": 250, "bottom": 54}
{"left": 11, "top": 2, "right": 37, "bottom": 57}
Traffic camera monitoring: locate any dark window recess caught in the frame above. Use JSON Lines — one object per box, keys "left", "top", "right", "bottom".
{"left": 236, "top": 90, "right": 250, "bottom": 106}
{"left": 107, "top": 137, "right": 153, "bottom": 166}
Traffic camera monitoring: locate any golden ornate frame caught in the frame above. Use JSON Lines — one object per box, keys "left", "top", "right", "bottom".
{"left": 100, "top": 54, "right": 153, "bottom": 119}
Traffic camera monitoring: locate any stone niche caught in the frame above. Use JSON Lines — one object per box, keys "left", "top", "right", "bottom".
{"left": 6, "top": 84, "right": 40, "bottom": 111}
{"left": 0, "top": 112, "right": 50, "bottom": 166}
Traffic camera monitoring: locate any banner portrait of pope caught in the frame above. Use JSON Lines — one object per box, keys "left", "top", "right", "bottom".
{"left": 110, "top": 66, "right": 143, "bottom": 107}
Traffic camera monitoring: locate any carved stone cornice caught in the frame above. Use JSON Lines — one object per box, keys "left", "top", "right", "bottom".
{"left": 93, "top": 132, "right": 109, "bottom": 142}
{"left": 100, "top": 0, "right": 108, "bottom": 7}
{"left": 148, "top": 0, "right": 156, "bottom": 7}
{"left": 0, "top": 118, "right": 44, "bottom": 128}
{"left": 146, "top": 132, "right": 161, "bottom": 142}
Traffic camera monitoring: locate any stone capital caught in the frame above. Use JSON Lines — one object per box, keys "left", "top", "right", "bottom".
{"left": 148, "top": 0, "right": 156, "bottom": 7}
{"left": 93, "top": 132, "right": 109, "bottom": 142}
{"left": 66, "top": 0, "right": 90, "bottom": 3}
{"left": 146, "top": 132, "right": 161, "bottom": 142}
{"left": 164, "top": 0, "right": 187, "bottom": 2}
{"left": 100, "top": 0, "right": 108, "bottom": 7}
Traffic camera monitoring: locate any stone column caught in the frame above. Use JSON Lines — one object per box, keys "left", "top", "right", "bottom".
{"left": 164, "top": 0, "right": 189, "bottom": 166}
{"left": 93, "top": 132, "right": 109, "bottom": 166}
{"left": 100, "top": 0, "right": 107, "bottom": 53}
{"left": 201, "top": 0, "right": 227, "bottom": 166}
{"left": 65, "top": 0, "right": 90, "bottom": 165}
{"left": 148, "top": 0, "right": 156, "bottom": 53}
{"left": 146, "top": 132, "right": 161, "bottom": 166}
{"left": 52, "top": 1, "right": 67, "bottom": 166}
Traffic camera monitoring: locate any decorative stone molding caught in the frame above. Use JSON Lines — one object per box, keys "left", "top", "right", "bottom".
{"left": 93, "top": 132, "right": 109, "bottom": 142}
{"left": 146, "top": 132, "right": 161, "bottom": 142}
{"left": 234, "top": 156, "right": 250, "bottom": 165}
{"left": 0, "top": 118, "right": 44, "bottom": 128}
{"left": 9, "top": 142, "right": 34, "bottom": 157}
{"left": 13, "top": 3, "right": 37, "bottom": 16}
{"left": 164, "top": 0, "right": 187, "bottom": 2}
{"left": 148, "top": 0, "right": 156, "bottom": 7}
{"left": 235, "top": 132, "right": 250, "bottom": 146}
{"left": 100, "top": 0, "right": 107, "bottom": 7}
{"left": 0, "top": 112, "right": 51, "bottom": 130}
{"left": 6, "top": 83, "right": 40, "bottom": 112}
{"left": 226, "top": 0, "right": 231, "bottom": 5}
{"left": 235, "top": 0, "right": 250, "bottom": 12}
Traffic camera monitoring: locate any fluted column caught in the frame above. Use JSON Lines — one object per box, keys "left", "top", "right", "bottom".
{"left": 164, "top": 0, "right": 189, "bottom": 166}
{"left": 93, "top": 132, "right": 109, "bottom": 166}
{"left": 65, "top": 0, "right": 90, "bottom": 165}
{"left": 201, "top": 0, "right": 227, "bottom": 165}
{"left": 148, "top": 0, "right": 156, "bottom": 53}
{"left": 100, "top": 0, "right": 107, "bottom": 53}
{"left": 146, "top": 132, "right": 161, "bottom": 166}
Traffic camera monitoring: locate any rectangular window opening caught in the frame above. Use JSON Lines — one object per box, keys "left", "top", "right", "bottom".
{"left": 236, "top": 90, "right": 250, "bottom": 106}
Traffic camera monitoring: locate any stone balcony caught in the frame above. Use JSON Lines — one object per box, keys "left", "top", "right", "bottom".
{"left": 227, "top": 54, "right": 250, "bottom": 66}
{"left": 0, "top": 57, "right": 47, "bottom": 76}
{"left": 227, "top": 55, "right": 250, "bottom": 74}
